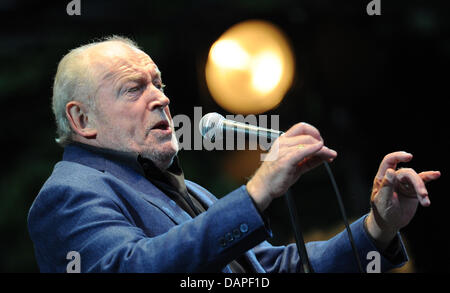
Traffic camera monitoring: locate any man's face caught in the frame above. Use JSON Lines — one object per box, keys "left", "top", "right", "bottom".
{"left": 90, "top": 42, "right": 179, "bottom": 169}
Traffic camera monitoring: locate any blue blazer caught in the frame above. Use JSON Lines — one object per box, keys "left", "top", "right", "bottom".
{"left": 28, "top": 145, "right": 407, "bottom": 273}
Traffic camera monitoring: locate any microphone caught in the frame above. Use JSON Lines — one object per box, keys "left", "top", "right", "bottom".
{"left": 199, "top": 112, "right": 283, "bottom": 141}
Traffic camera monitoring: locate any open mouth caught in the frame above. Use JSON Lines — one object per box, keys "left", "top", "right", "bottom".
{"left": 152, "top": 120, "right": 169, "bottom": 130}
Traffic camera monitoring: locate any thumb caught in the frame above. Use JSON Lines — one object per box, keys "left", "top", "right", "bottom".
{"left": 375, "top": 168, "right": 396, "bottom": 202}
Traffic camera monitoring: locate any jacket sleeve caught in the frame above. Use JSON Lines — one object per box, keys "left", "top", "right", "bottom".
{"left": 28, "top": 181, "right": 271, "bottom": 273}
{"left": 251, "top": 214, "right": 408, "bottom": 273}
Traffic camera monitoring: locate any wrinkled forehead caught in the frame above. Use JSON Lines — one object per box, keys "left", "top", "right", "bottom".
{"left": 88, "top": 41, "right": 160, "bottom": 83}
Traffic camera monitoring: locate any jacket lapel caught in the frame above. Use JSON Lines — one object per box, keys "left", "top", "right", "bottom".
{"left": 62, "top": 144, "right": 192, "bottom": 225}
{"left": 185, "top": 181, "right": 217, "bottom": 207}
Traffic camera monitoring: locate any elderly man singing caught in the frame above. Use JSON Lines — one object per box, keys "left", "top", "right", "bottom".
{"left": 28, "top": 36, "right": 440, "bottom": 273}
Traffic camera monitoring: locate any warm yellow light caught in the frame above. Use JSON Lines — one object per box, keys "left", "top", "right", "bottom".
{"left": 210, "top": 40, "right": 249, "bottom": 70}
{"left": 205, "top": 20, "right": 295, "bottom": 114}
{"left": 251, "top": 51, "right": 283, "bottom": 94}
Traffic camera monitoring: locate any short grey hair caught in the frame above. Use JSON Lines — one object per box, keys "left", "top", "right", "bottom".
{"left": 52, "top": 35, "right": 140, "bottom": 146}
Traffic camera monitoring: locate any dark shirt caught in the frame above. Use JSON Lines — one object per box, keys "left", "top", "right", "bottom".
{"left": 71, "top": 142, "right": 251, "bottom": 272}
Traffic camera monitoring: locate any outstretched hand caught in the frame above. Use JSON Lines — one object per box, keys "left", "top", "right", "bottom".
{"left": 366, "top": 151, "right": 441, "bottom": 249}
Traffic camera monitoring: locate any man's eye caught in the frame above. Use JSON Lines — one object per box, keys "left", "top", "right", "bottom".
{"left": 156, "top": 83, "right": 166, "bottom": 92}
{"left": 128, "top": 86, "right": 141, "bottom": 93}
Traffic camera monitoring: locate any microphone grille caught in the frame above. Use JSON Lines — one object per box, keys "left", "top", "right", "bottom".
{"left": 199, "top": 112, "right": 224, "bottom": 141}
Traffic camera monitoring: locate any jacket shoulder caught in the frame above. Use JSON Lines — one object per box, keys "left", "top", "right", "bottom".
{"left": 27, "top": 161, "right": 119, "bottom": 229}
{"left": 36, "top": 160, "right": 113, "bottom": 198}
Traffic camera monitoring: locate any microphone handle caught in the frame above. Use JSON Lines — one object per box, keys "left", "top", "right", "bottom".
{"left": 221, "top": 120, "right": 283, "bottom": 139}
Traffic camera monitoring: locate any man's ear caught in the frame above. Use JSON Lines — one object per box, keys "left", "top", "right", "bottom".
{"left": 66, "top": 101, "right": 97, "bottom": 138}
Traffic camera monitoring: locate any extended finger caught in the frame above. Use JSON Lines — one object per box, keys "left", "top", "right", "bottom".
{"left": 283, "top": 122, "right": 323, "bottom": 142}
{"left": 396, "top": 168, "right": 430, "bottom": 206}
{"left": 419, "top": 171, "right": 441, "bottom": 183}
{"left": 293, "top": 144, "right": 337, "bottom": 169}
{"left": 371, "top": 168, "right": 396, "bottom": 202}
{"left": 290, "top": 143, "right": 336, "bottom": 159}
{"left": 288, "top": 140, "right": 324, "bottom": 166}
{"left": 315, "top": 145, "right": 338, "bottom": 161}
{"left": 279, "top": 135, "right": 319, "bottom": 148}
{"left": 296, "top": 155, "right": 328, "bottom": 174}
{"left": 375, "top": 151, "right": 413, "bottom": 180}
{"left": 302, "top": 147, "right": 337, "bottom": 166}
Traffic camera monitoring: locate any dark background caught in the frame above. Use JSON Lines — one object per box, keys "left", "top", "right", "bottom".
{"left": 0, "top": 0, "right": 447, "bottom": 273}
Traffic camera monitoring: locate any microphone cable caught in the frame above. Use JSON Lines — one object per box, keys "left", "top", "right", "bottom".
{"left": 276, "top": 131, "right": 364, "bottom": 273}
{"left": 323, "top": 161, "right": 364, "bottom": 273}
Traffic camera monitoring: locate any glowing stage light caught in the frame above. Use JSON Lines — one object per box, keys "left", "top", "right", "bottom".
{"left": 205, "top": 20, "right": 295, "bottom": 114}
{"left": 251, "top": 51, "right": 283, "bottom": 94}
{"left": 210, "top": 40, "right": 250, "bottom": 70}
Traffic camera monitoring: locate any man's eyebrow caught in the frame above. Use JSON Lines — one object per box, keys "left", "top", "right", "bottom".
{"left": 154, "top": 69, "right": 162, "bottom": 81}
{"left": 111, "top": 73, "right": 146, "bottom": 95}
{"left": 120, "top": 73, "right": 148, "bottom": 84}
{"left": 118, "top": 66, "right": 162, "bottom": 84}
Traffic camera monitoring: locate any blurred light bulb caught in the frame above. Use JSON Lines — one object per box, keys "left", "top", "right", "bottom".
{"left": 205, "top": 20, "right": 295, "bottom": 114}
{"left": 251, "top": 52, "right": 283, "bottom": 94}
{"left": 210, "top": 40, "right": 250, "bottom": 70}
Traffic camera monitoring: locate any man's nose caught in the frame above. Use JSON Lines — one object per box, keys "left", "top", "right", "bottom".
{"left": 148, "top": 93, "right": 170, "bottom": 111}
